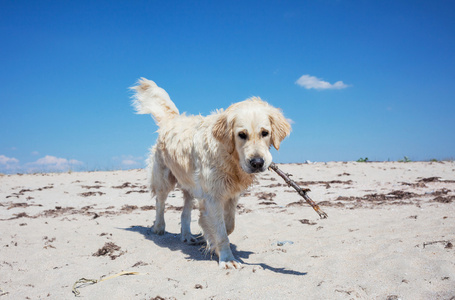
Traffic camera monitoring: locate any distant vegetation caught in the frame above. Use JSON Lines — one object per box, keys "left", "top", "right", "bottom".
{"left": 356, "top": 156, "right": 416, "bottom": 163}
{"left": 398, "top": 156, "right": 412, "bottom": 163}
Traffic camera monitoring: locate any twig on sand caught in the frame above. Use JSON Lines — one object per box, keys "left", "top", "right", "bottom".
{"left": 269, "top": 162, "right": 328, "bottom": 219}
{"left": 72, "top": 271, "right": 146, "bottom": 296}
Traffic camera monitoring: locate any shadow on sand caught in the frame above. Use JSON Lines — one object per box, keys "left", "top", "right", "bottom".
{"left": 124, "top": 225, "right": 307, "bottom": 276}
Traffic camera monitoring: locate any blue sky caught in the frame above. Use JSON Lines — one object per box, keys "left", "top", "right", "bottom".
{"left": 1, "top": 0, "right": 454, "bottom": 173}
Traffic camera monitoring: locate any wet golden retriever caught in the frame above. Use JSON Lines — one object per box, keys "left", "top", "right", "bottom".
{"left": 131, "top": 78, "right": 291, "bottom": 268}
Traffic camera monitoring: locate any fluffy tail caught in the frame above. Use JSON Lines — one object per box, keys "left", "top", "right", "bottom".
{"left": 130, "top": 78, "right": 179, "bottom": 125}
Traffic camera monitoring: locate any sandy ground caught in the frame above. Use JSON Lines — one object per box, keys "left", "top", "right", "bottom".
{"left": 1, "top": 161, "right": 454, "bottom": 299}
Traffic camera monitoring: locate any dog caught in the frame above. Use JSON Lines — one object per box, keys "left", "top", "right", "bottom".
{"left": 131, "top": 78, "right": 291, "bottom": 269}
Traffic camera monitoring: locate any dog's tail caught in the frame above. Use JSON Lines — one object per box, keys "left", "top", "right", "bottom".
{"left": 130, "top": 78, "right": 179, "bottom": 125}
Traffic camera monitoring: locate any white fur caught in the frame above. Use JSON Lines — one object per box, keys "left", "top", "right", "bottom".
{"left": 131, "top": 78, "right": 291, "bottom": 269}
{"left": 131, "top": 78, "right": 179, "bottom": 124}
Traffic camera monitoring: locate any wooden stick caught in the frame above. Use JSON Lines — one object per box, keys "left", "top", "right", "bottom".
{"left": 269, "top": 162, "right": 328, "bottom": 219}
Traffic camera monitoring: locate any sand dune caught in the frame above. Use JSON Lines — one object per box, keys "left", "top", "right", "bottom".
{"left": 1, "top": 162, "right": 454, "bottom": 299}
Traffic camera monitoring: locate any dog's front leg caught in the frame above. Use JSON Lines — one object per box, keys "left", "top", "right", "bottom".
{"left": 199, "top": 198, "right": 241, "bottom": 269}
{"left": 224, "top": 197, "right": 239, "bottom": 236}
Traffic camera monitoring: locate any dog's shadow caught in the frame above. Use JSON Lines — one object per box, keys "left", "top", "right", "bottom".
{"left": 123, "top": 225, "right": 307, "bottom": 276}
{"left": 123, "top": 225, "right": 252, "bottom": 263}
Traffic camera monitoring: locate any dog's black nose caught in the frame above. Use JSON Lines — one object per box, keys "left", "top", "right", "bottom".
{"left": 249, "top": 157, "right": 265, "bottom": 171}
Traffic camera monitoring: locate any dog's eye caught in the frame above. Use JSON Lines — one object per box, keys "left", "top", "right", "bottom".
{"left": 261, "top": 130, "right": 269, "bottom": 137}
{"left": 238, "top": 132, "right": 247, "bottom": 140}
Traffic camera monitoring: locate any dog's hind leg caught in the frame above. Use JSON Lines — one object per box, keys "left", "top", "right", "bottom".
{"left": 152, "top": 189, "right": 171, "bottom": 235}
{"left": 180, "top": 190, "right": 202, "bottom": 244}
{"left": 148, "top": 149, "right": 176, "bottom": 235}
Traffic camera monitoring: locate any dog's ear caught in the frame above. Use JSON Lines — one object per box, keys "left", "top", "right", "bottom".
{"left": 269, "top": 110, "right": 291, "bottom": 150}
{"left": 212, "top": 113, "right": 235, "bottom": 153}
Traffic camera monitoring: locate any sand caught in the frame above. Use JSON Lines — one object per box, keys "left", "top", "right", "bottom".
{"left": 1, "top": 161, "right": 454, "bottom": 299}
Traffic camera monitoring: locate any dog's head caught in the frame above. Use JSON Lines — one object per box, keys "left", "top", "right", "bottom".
{"left": 212, "top": 97, "right": 291, "bottom": 174}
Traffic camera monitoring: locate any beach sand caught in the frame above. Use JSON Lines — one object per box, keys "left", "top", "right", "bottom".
{"left": 1, "top": 161, "right": 454, "bottom": 299}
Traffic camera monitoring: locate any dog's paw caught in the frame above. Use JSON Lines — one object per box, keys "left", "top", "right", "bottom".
{"left": 182, "top": 233, "right": 205, "bottom": 245}
{"left": 219, "top": 259, "right": 242, "bottom": 270}
{"left": 151, "top": 224, "right": 165, "bottom": 235}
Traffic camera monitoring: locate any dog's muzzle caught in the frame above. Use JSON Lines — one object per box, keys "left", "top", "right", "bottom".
{"left": 249, "top": 157, "right": 265, "bottom": 173}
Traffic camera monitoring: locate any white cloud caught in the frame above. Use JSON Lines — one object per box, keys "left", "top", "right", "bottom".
{"left": 69, "top": 159, "right": 83, "bottom": 165}
{"left": 27, "top": 155, "right": 83, "bottom": 172}
{"left": 31, "top": 151, "right": 39, "bottom": 156}
{"left": 1, "top": 154, "right": 84, "bottom": 173}
{"left": 0, "top": 155, "right": 20, "bottom": 173}
{"left": 122, "top": 159, "right": 139, "bottom": 166}
{"left": 113, "top": 155, "right": 144, "bottom": 168}
{"left": 295, "top": 74, "right": 350, "bottom": 90}
{"left": 34, "top": 155, "right": 69, "bottom": 166}
{"left": 0, "top": 155, "right": 19, "bottom": 165}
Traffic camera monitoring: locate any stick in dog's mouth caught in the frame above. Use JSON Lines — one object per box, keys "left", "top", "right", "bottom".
{"left": 268, "top": 162, "right": 328, "bottom": 219}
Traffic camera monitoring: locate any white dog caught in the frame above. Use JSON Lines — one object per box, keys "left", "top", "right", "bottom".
{"left": 131, "top": 78, "right": 291, "bottom": 268}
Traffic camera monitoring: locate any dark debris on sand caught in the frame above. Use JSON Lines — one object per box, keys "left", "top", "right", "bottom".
{"left": 92, "top": 242, "right": 124, "bottom": 260}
